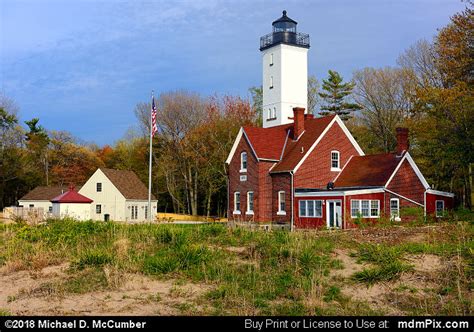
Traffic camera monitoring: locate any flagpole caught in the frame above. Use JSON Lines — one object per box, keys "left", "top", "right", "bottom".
{"left": 147, "top": 90, "right": 154, "bottom": 222}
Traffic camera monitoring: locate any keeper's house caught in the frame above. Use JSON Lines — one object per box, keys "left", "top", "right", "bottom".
{"left": 226, "top": 11, "right": 454, "bottom": 229}
{"left": 18, "top": 168, "right": 157, "bottom": 222}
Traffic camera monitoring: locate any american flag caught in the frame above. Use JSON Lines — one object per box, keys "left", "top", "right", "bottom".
{"left": 151, "top": 96, "right": 158, "bottom": 137}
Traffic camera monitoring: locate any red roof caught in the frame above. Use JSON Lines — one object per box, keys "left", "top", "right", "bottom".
{"left": 335, "top": 153, "right": 403, "bottom": 187}
{"left": 51, "top": 187, "right": 93, "bottom": 204}
{"left": 271, "top": 115, "right": 336, "bottom": 172}
{"left": 243, "top": 124, "right": 292, "bottom": 160}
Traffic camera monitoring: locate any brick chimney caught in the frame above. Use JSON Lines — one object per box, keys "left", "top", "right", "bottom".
{"left": 396, "top": 127, "right": 409, "bottom": 156}
{"left": 293, "top": 107, "right": 305, "bottom": 140}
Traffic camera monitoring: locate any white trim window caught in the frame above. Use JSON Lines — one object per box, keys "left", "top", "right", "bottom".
{"left": 268, "top": 108, "right": 272, "bottom": 120}
{"left": 246, "top": 191, "right": 254, "bottom": 215}
{"left": 96, "top": 182, "right": 102, "bottom": 192}
{"left": 299, "top": 200, "right": 323, "bottom": 218}
{"left": 240, "top": 152, "right": 247, "bottom": 172}
{"left": 96, "top": 204, "right": 102, "bottom": 214}
{"left": 233, "top": 192, "right": 241, "bottom": 214}
{"left": 351, "top": 200, "right": 360, "bottom": 217}
{"left": 131, "top": 206, "right": 138, "bottom": 220}
{"left": 390, "top": 198, "right": 400, "bottom": 220}
{"left": 331, "top": 151, "right": 340, "bottom": 171}
{"left": 370, "top": 200, "right": 379, "bottom": 217}
{"left": 277, "top": 191, "right": 286, "bottom": 215}
{"left": 435, "top": 200, "right": 445, "bottom": 217}
{"left": 273, "top": 107, "right": 277, "bottom": 119}
{"left": 351, "top": 199, "right": 380, "bottom": 218}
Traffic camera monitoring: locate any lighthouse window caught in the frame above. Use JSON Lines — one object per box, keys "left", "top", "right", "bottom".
{"left": 273, "top": 107, "right": 277, "bottom": 119}
{"left": 270, "top": 53, "right": 274, "bottom": 66}
{"left": 270, "top": 76, "right": 273, "bottom": 89}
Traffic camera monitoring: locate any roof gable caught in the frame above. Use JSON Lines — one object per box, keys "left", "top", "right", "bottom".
{"left": 385, "top": 152, "right": 430, "bottom": 189}
{"left": 100, "top": 168, "right": 156, "bottom": 200}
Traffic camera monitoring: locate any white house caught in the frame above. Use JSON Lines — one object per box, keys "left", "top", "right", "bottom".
{"left": 51, "top": 186, "right": 93, "bottom": 221}
{"left": 18, "top": 186, "right": 73, "bottom": 215}
{"left": 78, "top": 168, "right": 158, "bottom": 222}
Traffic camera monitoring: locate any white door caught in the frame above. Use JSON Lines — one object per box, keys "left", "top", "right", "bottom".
{"left": 326, "top": 200, "right": 342, "bottom": 228}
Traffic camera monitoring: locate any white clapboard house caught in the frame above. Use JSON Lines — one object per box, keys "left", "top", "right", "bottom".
{"left": 78, "top": 168, "right": 158, "bottom": 222}
{"left": 17, "top": 168, "right": 157, "bottom": 222}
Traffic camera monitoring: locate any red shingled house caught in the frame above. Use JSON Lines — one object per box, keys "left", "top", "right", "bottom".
{"left": 225, "top": 109, "right": 454, "bottom": 229}
{"left": 225, "top": 11, "right": 453, "bottom": 229}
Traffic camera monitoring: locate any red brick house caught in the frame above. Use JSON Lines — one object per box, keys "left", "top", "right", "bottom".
{"left": 225, "top": 109, "right": 454, "bottom": 229}
{"left": 225, "top": 11, "right": 453, "bottom": 229}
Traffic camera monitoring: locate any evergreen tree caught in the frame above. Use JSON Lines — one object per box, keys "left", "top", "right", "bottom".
{"left": 318, "top": 70, "right": 361, "bottom": 120}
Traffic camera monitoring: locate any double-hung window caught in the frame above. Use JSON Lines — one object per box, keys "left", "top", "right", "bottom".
{"left": 277, "top": 191, "right": 286, "bottom": 215}
{"left": 234, "top": 192, "right": 241, "bottom": 214}
{"left": 331, "top": 151, "right": 340, "bottom": 171}
{"left": 436, "top": 200, "right": 444, "bottom": 217}
{"left": 240, "top": 152, "right": 247, "bottom": 172}
{"left": 351, "top": 200, "right": 380, "bottom": 218}
{"left": 96, "top": 183, "right": 102, "bottom": 192}
{"left": 247, "top": 192, "right": 254, "bottom": 214}
{"left": 390, "top": 198, "right": 400, "bottom": 219}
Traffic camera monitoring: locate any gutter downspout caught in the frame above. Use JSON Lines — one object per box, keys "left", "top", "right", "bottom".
{"left": 423, "top": 189, "right": 427, "bottom": 221}
{"left": 290, "top": 171, "right": 294, "bottom": 232}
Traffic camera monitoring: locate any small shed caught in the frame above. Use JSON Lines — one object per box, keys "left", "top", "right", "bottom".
{"left": 51, "top": 186, "right": 93, "bottom": 221}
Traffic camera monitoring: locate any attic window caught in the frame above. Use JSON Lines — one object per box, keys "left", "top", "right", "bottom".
{"left": 330, "top": 151, "right": 340, "bottom": 171}
{"left": 96, "top": 183, "right": 102, "bottom": 192}
{"left": 240, "top": 152, "right": 247, "bottom": 172}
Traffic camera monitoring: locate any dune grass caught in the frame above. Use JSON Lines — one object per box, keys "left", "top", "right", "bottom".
{"left": 0, "top": 217, "right": 472, "bottom": 315}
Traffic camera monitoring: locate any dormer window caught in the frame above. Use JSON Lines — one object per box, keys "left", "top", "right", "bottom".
{"left": 240, "top": 152, "right": 247, "bottom": 172}
{"left": 331, "top": 151, "right": 340, "bottom": 171}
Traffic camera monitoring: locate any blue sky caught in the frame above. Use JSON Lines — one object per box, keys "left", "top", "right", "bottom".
{"left": 0, "top": 0, "right": 466, "bottom": 145}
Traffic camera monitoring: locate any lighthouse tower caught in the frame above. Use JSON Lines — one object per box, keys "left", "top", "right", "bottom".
{"left": 260, "top": 10, "right": 310, "bottom": 128}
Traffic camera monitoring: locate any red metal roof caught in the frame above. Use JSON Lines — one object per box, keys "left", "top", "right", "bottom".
{"left": 51, "top": 187, "right": 93, "bottom": 204}
{"left": 270, "top": 115, "right": 336, "bottom": 172}
{"left": 335, "top": 153, "right": 403, "bottom": 187}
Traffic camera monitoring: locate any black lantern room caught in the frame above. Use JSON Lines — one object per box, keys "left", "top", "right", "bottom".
{"left": 260, "top": 10, "right": 310, "bottom": 51}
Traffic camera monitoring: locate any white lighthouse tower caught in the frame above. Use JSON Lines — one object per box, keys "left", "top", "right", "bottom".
{"left": 260, "top": 10, "right": 310, "bottom": 128}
